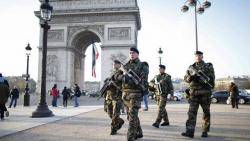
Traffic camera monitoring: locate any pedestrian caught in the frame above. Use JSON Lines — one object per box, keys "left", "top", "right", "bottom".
{"left": 142, "top": 61, "right": 149, "bottom": 111}
{"left": 51, "top": 84, "right": 59, "bottom": 107}
{"left": 149, "top": 64, "right": 174, "bottom": 128}
{"left": 9, "top": 86, "right": 19, "bottom": 108}
{"left": 182, "top": 51, "right": 215, "bottom": 138}
{"left": 122, "top": 47, "right": 149, "bottom": 141}
{"left": 73, "top": 84, "right": 81, "bottom": 107}
{"left": 228, "top": 82, "right": 239, "bottom": 109}
{"left": 0, "top": 73, "right": 10, "bottom": 120}
{"left": 62, "top": 86, "right": 70, "bottom": 107}
{"left": 104, "top": 60, "right": 124, "bottom": 135}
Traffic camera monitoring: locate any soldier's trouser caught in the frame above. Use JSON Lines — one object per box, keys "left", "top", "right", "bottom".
{"left": 123, "top": 92, "right": 143, "bottom": 141}
{"left": 106, "top": 99, "right": 124, "bottom": 131}
{"left": 155, "top": 96, "right": 169, "bottom": 124}
{"left": 186, "top": 95, "right": 211, "bottom": 133}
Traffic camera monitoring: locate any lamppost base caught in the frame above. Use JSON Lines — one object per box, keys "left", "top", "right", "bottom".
{"left": 31, "top": 104, "right": 54, "bottom": 118}
{"left": 24, "top": 94, "right": 30, "bottom": 106}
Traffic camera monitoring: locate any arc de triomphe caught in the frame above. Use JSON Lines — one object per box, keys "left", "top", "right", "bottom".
{"left": 35, "top": 0, "right": 141, "bottom": 91}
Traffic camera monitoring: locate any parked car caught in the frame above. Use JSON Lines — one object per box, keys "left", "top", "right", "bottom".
{"left": 211, "top": 91, "right": 229, "bottom": 103}
{"left": 211, "top": 90, "right": 250, "bottom": 104}
{"left": 168, "top": 91, "right": 184, "bottom": 101}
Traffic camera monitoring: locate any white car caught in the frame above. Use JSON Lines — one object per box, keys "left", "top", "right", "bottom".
{"left": 168, "top": 91, "right": 184, "bottom": 101}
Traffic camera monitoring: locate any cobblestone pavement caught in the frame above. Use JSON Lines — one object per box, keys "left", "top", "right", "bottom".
{"left": 0, "top": 102, "right": 249, "bottom": 141}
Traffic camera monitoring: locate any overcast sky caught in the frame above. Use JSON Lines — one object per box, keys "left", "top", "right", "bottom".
{"left": 0, "top": 0, "right": 250, "bottom": 82}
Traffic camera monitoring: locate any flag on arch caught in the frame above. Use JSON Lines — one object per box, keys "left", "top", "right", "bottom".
{"left": 92, "top": 43, "right": 99, "bottom": 78}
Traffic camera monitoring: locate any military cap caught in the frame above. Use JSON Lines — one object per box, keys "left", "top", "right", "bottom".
{"left": 159, "top": 64, "right": 166, "bottom": 69}
{"left": 130, "top": 47, "right": 139, "bottom": 54}
{"left": 113, "top": 60, "right": 121, "bottom": 64}
{"left": 194, "top": 51, "right": 203, "bottom": 55}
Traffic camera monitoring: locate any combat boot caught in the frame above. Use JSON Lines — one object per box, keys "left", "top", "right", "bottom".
{"left": 152, "top": 122, "right": 159, "bottom": 128}
{"left": 136, "top": 134, "right": 143, "bottom": 139}
{"left": 127, "top": 138, "right": 135, "bottom": 141}
{"left": 127, "top": 135, "right": 135, "bottom": 141}
{"left": 117, "top": 118, "right": 124, "bottom": 130}
{"left": 110, "top": 129, "right": 117, "bottom": 135}
{"left": 181, "top": 132, "right": 194, "bottom": 138}
{"left": 201, "top": 132, "right": 208, "bottom": 137}
{"left": 160, "top": 121, "right": 170, "bottom": 126}
{"left": 136, "top": 127, "right": 143, "bottom": 139}
{"left": 5, "top": 111, "right": 9, "bottom": 117}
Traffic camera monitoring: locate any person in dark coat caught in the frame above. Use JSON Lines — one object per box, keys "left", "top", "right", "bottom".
{"left": 62, "top": 86, "right": 70, "bottom": 107}
{"left": 229, "top": 82, "right": 239, "bottom": 109}
{"left": 0, "top": 73, "right": 10, "bottom": 120}
{"left": 9, "top": 86, "right": 19, "bottom": 108}
{"left": 73, "top": 84, "right": 81, "bottom": 107}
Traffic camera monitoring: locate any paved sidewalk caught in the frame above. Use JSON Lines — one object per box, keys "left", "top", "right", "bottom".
{"left": 0, "top": 105, "right": 102, "bottom": 138}
{"left": 0, "top": 103, "right": 250, "bottom": 141}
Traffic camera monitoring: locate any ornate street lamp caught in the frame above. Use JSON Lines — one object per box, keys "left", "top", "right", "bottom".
{"left": 32, "top": 0, "right": 54, "bottom": 118}
{"left": 181, "top": 0, "right": 211, "bottom": 51}
{"left": 24, "top": 43, "right": 32, "bottom": 106}
{"left": 158, "top": 47, "right": 163, "bottom": 65}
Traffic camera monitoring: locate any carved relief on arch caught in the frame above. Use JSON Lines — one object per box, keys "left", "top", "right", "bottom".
{"left": 67, "top": 25, "right": 104, "bottom": 46}
{"left": 47, "top": 55, "right": 59, "bottom": 82}
{"left": 48, "top": 29, "right": 64, "bottom": 42}
{"left": 110, "top": 52, "right": 128, "bottom": 73}
{"left": 110, "top": 52, "right": 128, "bottom": 64}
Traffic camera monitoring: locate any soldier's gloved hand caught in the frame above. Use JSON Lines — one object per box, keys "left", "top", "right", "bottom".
{"left": 123, "top": 74, "right": 130, "bottom": 83}
{"left": 193, "top": 74, "right": 200, "bottom": 82}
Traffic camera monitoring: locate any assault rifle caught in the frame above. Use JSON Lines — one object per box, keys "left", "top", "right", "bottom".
{"left": 97, "top": 78, "right": 114, "bottom": 100}
{"left": 189, "top": 66, "right": 213, "bottom": 88}
{"left": 123, "top": 69, "right": 146, "bottom": 91}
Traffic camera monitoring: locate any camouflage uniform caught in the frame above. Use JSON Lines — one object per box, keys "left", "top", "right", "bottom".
{"left": 184, "top": 61, "right": 215, "bottom": 135}
{"left": 150, "top": 73, "right": 173, "bottom": 127}
{"left": 122, "top": 58, "right": 148, "bottom": 141}
{"left": 104, "top": 69, "right": 124, "bottom": 134}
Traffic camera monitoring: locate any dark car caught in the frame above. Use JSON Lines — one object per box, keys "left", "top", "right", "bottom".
{"left": 211, "top": 90, "right": 250, "bottom": 104}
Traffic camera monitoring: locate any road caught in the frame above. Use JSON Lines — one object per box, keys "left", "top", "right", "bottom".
{"left": 1, "top": 98, "right": 250, "bottom": 141}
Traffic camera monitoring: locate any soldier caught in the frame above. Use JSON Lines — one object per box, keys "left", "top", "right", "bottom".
{"left": 150, "top": 65, "right": 173, "bottom": 128}
{"left": 182, "top": 51, "right": 215, "bottom": 138}
{"left": 122, "top": 47, "right": 148, "bottom": 141}
{"left": 105, "top": 60, "right": 124, "bottom": 135}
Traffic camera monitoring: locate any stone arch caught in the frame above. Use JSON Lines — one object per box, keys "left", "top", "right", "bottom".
{"left": 69, "top": 29, "right": 102, "bottom": 88}
{"left": 69, "top": 28, "right": 104, "bottom": 48}
{"left": 35, "top": 0, "right": 141, "bottom": 91}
